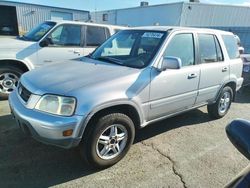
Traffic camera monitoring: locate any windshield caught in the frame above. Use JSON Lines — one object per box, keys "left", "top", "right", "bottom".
{"left": 22, "top": 21, "right": 56, "bottom": 42}
{"left": 90, "top": 30, "right": 167, "bottom": 68}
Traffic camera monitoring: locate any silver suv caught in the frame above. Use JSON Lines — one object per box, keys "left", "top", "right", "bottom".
{"left": 9, "top": 27, "right": 243, "bottom": 168}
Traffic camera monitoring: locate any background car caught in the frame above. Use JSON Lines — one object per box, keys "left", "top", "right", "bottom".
{"left": 0, "top": 21, "right": 126, "bottom": 99}
{"left": 0, "top": 25, "right": 14, "bottom": 35}
{"left": 241, "top": 54, "right": 250, "bottom": 87}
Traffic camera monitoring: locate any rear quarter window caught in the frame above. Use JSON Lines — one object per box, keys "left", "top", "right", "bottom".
{"left": 222, "top": 35, "right": 240, "bottom": 59}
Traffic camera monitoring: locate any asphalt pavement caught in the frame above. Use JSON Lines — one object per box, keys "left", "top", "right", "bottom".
{"left": 0, "top": 90, "right": 249, "bottom": 188}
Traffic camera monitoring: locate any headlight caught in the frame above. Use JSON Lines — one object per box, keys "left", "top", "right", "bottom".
{"left": 35, "top": 95, "right": 76, "bottom": 116}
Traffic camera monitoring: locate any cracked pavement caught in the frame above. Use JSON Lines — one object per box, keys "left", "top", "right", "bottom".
{"left": 0, "top": 89, "right": 250, "bottom": 188}
{"left": 141, "top": 141, "right": 187, "bottom": 188}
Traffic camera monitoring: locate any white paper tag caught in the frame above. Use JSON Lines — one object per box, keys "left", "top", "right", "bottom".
{"left": 142, "top": 32, "right": 164, "bottom": 39}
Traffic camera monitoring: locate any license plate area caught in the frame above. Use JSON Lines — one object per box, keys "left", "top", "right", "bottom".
{"left": 243, "top": 64, "right": 250, "bottom": 73}
{"left": 11, "top": 108, "right": 30, "bottom": 135}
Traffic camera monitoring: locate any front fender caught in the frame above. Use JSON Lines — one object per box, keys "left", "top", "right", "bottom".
{"left": 76, "top": 99, "right": 145, "bottom": 138}
{"left": 0, "top": 58, "right": 33, "bottom": 70}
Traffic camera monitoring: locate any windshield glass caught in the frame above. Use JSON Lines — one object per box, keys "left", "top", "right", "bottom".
{"left": 23, "top": 21, "right": 56, "bottom": 42}
{"left": 90, "top": 30, "right": 167, "bottom": 68}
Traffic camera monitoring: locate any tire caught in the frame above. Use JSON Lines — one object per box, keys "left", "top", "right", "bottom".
{"left": 0, "top": 66, "right": 23, "bottom": 99}
{"left": 79, "top": 113, "right": 135, "bottom": 169}
{"left": 207, "top": 86, "right": 233, "bottom": 119}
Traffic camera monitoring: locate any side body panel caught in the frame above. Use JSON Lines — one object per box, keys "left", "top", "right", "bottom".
{"left": 149, "top": 66, "right": 200, "bottom": 120}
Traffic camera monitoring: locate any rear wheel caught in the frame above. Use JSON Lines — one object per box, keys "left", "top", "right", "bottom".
{"left": 207, "top": 86, "right": 233, "bottom": 119}
{"left": 80, "top": 113, "right": 135, "bottom": 168}
{"left": 0, "top": 66, "right": 23, "bottom": 99}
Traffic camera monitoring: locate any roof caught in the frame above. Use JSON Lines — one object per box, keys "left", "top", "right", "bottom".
{"left": 49, "top": 20, "right": 127, "bottom": 29}
{"left": 131, "top": 26, "right": 233, "bottom": 35}
{"left": 95, "top": 2, "right": 184, "bottom": 12}
{"left": 0, "top": 0, "right": 88, "bottom": 12}
{"left": 187, "top": 1, "right": 250, "bottom": 9}
{"left": 93, "top": 1, "right": 250, "bottom": 13}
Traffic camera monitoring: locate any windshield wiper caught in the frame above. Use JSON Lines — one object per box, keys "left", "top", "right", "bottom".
{"left": 95, "top": 56, "right": 124, "bottom": 66}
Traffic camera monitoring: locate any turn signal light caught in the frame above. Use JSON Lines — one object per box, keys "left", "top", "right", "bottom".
{"left": 63, "top": 129, "right": 73, "bottom": 137}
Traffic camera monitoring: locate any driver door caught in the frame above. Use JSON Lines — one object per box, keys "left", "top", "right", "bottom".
{"left": 149, "top": 32, "right": 200, "bottom": 120}
{"left": 36, "top": 24, "right": 84, "bottom": 66}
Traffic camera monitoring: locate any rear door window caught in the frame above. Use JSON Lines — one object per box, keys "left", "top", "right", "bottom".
{"left": 86, "top": 26, "right": 110, "bottom": 47}
{"left": 198, "top": 34, "right": 223, "bottom": 63}
{"left": 222, "top": 35, "right": 240, "bottom": 59}
{"left": 214, "top": 36, "right": 223, "bottom": 61}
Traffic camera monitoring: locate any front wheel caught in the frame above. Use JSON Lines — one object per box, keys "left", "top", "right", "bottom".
{"left": 80, "top": 113, "right": 135, "bottom": 168}
{"left": 207, "top": 86, "right": 233, "bottom": 119}
{"left": 0, "top": 66, "right": 23, "bottom": 99}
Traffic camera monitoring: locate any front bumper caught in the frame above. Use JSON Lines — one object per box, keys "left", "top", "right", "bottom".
{"left": 9, "top": 91, "right": 85, "bottom": 149}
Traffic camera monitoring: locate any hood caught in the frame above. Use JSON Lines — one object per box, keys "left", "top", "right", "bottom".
{"left": 21, "top": 58, "right": 142, "bottom": 95}
{"left": 0, "top": 37, "right": 36, "bottom": 50}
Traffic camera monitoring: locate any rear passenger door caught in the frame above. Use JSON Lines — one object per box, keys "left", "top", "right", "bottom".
{"left": 83, "top": 25, "right": 110, "bottom": 56}
{"left": 195, "top": 33, "right": 229, "bottom": 104}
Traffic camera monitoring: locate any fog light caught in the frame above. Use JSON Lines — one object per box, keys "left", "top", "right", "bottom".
{"left": 63, "top": 129, "right": 73, "bottom": 137}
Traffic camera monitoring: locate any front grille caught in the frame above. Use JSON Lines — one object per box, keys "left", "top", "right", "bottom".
{"left": 18, "top": 83, "right": 32, "bottom": 103}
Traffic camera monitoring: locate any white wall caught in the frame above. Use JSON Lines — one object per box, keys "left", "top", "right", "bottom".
{"left": 90, "top": 10, "right": 116, "bottom": 25}
{"left": 91, "top": 3, "right": 184, "bottom": 27}
{"left": 180, "top": 3, "right": 250, "bottom": 27}
{"left": 92, "top": 2, "right": 250, "bottom": 28}
{"left": 116, "top": 3, "right": 183, "bottom": 26}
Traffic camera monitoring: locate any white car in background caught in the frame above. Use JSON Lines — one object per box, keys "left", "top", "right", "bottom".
{"left": 0, "top": 21, "right": 125, "bottom": 98}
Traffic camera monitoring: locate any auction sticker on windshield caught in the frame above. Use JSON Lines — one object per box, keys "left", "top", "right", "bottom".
{"left": 142, "top": 32, "right": 164, "bottom": 38}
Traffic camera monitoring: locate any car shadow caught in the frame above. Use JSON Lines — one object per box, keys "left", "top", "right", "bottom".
{"left": 235, "top": 87, "right": 250, "bottom": 103}
{"left": 135, "top": 108, "right": 211, "bottom": 143}
{"left": 0, "top": 115, "right": 99, "bottom": 188}
{"left": 0, "top": 107, "right": 212, "bottom": 188}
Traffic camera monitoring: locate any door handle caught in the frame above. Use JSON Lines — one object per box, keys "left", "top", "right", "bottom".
{"left": 44, "top": 60, "right": 52, "bottom": 63}
{"left": 222, "top": 67, "right": 228, "bottom": 72}
{"left": 188, "top": 73, "right": 197, "bottom": 79}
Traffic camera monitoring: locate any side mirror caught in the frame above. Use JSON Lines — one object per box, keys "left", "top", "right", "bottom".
{"left": 39, "top": 37, "right": 52, "bottom": 47}
{"left": 226, "top": 119, "right": 250, "bottom": 160}
{"left": 225, "top": 119, "right": 250, "bottom": 188}
{"left": 160, "top": 56, "right": 182, "bottom": 71}
{"left": 239, "top": 46, "right": 244, "bottom": 55}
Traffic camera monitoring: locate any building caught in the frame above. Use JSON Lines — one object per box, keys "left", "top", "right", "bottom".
{"left": 91, "top": 1, "right": 250, "bottom": 53}
{"left": 0, "top": 0, "right": 89, "bottom": 36}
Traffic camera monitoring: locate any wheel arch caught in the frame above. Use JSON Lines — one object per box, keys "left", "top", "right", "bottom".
{"left": 0, "top": 59, "right": 31, "bottom": 73}
{"left": 79, "top": 102, "right": 143, "bottom": 139}
{"left": 224, "top": 82, "right": 236, "bottom": 101}
{"left": 215, "top": 81, "right": 237, "bottom": 102}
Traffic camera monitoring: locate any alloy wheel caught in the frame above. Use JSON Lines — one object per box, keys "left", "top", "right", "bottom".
{"left": 0, "top": 73, "right": 19, "bottom": 94}
{"left": 219, "top": 91, "right": 231, "bottom": 114}
{"left": 96, "top": 124, "right": 128, "bottom": 160}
